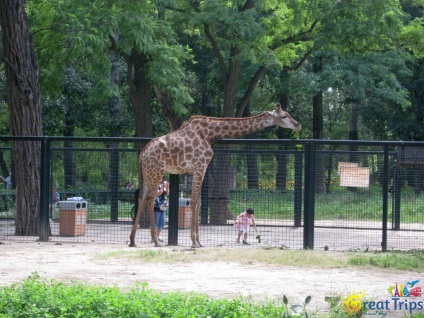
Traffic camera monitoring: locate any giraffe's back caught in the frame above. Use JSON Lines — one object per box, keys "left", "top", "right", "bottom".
{"left": 141, "top": 127, "right": 213, "bottom": 175}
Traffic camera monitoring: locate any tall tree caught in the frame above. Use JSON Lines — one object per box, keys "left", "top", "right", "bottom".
{"left": 0, "top": 0, "right": 43, "bottom": 235}
{"left": 173, "top": 0, "right": 405, "bottom": 222}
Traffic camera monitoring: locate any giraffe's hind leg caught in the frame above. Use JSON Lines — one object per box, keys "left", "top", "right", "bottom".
{"left": 129, "top": 194, "right": 147, "bottom": 247}
{"left": 145, "top": 176, "right": 164, "bottom": 247}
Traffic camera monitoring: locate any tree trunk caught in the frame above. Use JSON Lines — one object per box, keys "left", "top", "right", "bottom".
{"left": 208, "top": 156, "right": 234, "bottom": 224}
{"left": 127, "top": 52, "right": 153, "bottom": 226}
{"left": 222, "top": 45, "right": 240, "bottom": 117}
{"left": 312, "top": 57, "right": 326, "bottom": 194}
{"left": 244, "top": 103, "right": 259, "bottom": 189}
{"left": 63, "top": 67, "right": 77, "bottom": 188}
{"left": 129, "top": 53, "right": 152, "bottom": 138}
{"left": 0, "top": 0, "right": 43, "bottom": 235}
{"left": 154, "top": 87, "right": 183, "bottom": 131}
{"left": 200, "top": 92, "right": 213, "bottom": 116}
{"left": 348, "top": 102, "right": 360, "bottom": 192}
{"left": 208, "top": 45, "right": 240, "bottom": 224}
{"left": 275, "top": 93, "right": 290, "bottom": 192}
{"left": 349, "top": 102, "right": 359, "bottom": 162}
{"left": 109, "top": 47, "right": 120, "bottom": 222}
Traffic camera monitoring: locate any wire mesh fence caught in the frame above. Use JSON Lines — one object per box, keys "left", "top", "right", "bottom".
{"left": 0, "top": 137, "right": 424, "bottom": 251}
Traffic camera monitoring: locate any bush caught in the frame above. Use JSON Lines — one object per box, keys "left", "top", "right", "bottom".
{"left": 0, "top": 274, "right": 284, "bottom": 318}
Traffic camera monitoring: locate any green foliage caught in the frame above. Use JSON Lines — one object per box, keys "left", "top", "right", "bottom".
{"left": 348, "top": 250, "right": 424, "bottom": 271}
{"left": 0, "top": 102, "right": 9, "bottom": 136}
{"left": 401, "top": 17, "right": 424, "bottom": 58}
{"left": 228, "top": 185, "right": 424, "bottom": 224}
{"left": 3, "top": 0, "right": 422, "bottom": 144}
{"left": 28, "top": 0, "right": 193, "bottom": 138}
{"left": 0, "top": 191, "right": 16, "bottom": 218}
{"left": 0, "top": 275, "right": 285, "bottom": 317}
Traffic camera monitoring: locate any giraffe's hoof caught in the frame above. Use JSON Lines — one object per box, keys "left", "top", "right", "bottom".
{"left": 191, "top": 243, "right": 202, "bottom": 248}
{"left": 154, "top": 242, "right": 163, "bottom": 247}
{"left": 129, "top": 243, "right": 137, "bottom": 247}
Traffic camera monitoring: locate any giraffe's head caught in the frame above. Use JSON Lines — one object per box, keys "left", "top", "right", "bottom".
{"left": 268, "top": 104, "right": 302, "bottom": 132}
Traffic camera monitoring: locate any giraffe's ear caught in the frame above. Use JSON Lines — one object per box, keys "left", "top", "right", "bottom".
{"left": 276, "top": 103, "right": 283, "bottom": 112}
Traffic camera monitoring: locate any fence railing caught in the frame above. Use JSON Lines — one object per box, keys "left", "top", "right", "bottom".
{"left": 1, "top": 136, "right": 424, "bottom": 251}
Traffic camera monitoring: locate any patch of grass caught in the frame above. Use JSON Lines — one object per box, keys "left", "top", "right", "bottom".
{"left": 0, "top": 274, "right": 284, "bottom": 318}
{"left": 101, "top": 248, "right": 349, "bottom": 268}
{"left": 347, "top": 250, "right": 424, "bottom": 271}
{"left": 2, "top": 273, "right": 424, "bottom": 318}
{"left": 101, "top": 248, "right": 424, "bottom": 273}
{"left": 229, "top": 187, "right": 424, "bottom": 223}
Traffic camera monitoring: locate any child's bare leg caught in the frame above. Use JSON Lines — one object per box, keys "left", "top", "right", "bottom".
{"left": 242, "top": 232, "right": 251, "bottom": 245}
{"left": 236, "top": 231, "right": 242, "bottom": 243}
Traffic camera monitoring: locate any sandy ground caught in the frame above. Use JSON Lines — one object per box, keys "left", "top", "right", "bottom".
{"left": 1, "top": 240, "right": 422, "bottom": 317}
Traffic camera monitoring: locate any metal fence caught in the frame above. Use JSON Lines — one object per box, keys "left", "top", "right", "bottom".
{"left": 1, "top": 136, "right": 424, "bottom": 251}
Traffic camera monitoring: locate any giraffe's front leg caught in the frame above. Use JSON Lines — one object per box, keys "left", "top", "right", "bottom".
{"left": 190, "top": 200, "right": 202, "bottom": 248}
{"left": 190, "top": 233, "right": 202, "bottom": 248}
{"left": 190, "top": 232, "right": 202, "bottom": 248}
{"left": 149, "top": 210, "right": 162, "bottom": 247}
{"left": 151, "top": 227, "right": 162, "bottom": 247}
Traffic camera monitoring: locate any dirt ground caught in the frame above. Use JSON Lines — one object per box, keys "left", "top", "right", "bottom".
{"left": 0, "top": 240, "right": 422, "bottom": 316}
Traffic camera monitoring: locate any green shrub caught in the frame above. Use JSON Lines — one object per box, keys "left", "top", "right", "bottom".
{"left": 0, "top": 274, "right": 284, "bottom": 318}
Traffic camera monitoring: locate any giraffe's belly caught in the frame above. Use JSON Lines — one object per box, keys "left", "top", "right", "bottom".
{"left": 164, "top": 164, "right": 194, "bottom": 175}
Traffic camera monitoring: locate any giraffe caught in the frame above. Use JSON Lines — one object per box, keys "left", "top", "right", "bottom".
{"left": 129, "top": 103, "right": 301, "bottom": 248}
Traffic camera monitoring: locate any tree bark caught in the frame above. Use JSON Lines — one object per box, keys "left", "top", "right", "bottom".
{"left": 63, "top": 67, "right": 76, "bottom": 188}
{"left": 109, "top": 46, "right": 120, "bottom": 222}
{"left": 0, "top": 0, "right": 43, "bottom": 235}
{"left": 126, "top": 52, "right": 153, "bottom": 226}
{"left": 276, "top": 93, "right": 290, "bottom": 192}
{"left": 244, "top": 103, "right": 259, "bottom": 190}
{"left": 128, "top": 53, "right": 152, "bottom": 139}
{"left": 349, "top": 102, "right": 359, "bottom": 162}
{"left": 312, "top": 57, "right": 326, "bottom": 194}
{"left": 154, "top": 87, "right": 183, "bottom": 131}
{"left": 208, "top": 44, "right": 240, "bottom": 223}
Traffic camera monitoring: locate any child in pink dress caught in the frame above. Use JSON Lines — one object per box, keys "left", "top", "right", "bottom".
{"left": 234, "top": 208, "right": 257, "bottom": 245}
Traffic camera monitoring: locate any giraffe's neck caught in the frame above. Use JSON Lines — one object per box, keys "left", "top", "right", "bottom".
{"left": 202, "top": 112, "right": 273, "bottom": 142}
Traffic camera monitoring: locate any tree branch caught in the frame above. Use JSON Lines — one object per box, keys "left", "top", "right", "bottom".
{"left": 153, "top": 86, "right": 183, "bottom": 131}
{"left": 241, "top": 0, "right": 256, "bottom": 11}
{"left": 123, "top": 52, "right": 136, "bottom": 92}
{"left": 284, "top": 48, "right": 314, "bottom": 72}
{"left": 236, "top": 64, "right": 267, "bottom": 117}
{"left": 271, "top": 20, "right": 319, "bottom": 50}
{"left": 204, "top": 23, "right": 228, "bottom": 85}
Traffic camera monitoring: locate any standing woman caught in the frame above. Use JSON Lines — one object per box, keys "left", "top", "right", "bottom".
{"left": 153, "top": 177, "right": 169, "bottom": 242}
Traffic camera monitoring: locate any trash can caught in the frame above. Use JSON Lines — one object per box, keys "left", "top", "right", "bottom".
{"left": 59, "top": 199, "right": 87, "bottom": 236}
{"left": 178, "top": 197, "right": 191, "bottom": 229}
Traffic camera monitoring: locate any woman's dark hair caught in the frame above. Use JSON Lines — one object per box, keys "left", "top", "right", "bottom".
{"left": 246, "top": 208, "right": 254, "bottom": 214}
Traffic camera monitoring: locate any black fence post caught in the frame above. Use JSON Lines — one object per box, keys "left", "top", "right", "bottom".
{"left": 382, "top": 145, "right": 389, "bottom": 251}
{"left": 39, "top": 136, "right": 50, "bottom": 241}
{"left": 294, "top": 151, "right": 303, "bottom": 227}
{"left": 303, "top": 142, "right": 315, "bottom": 249}
{"left": 168, "top": 174, "right": 180, "bottom": 245}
